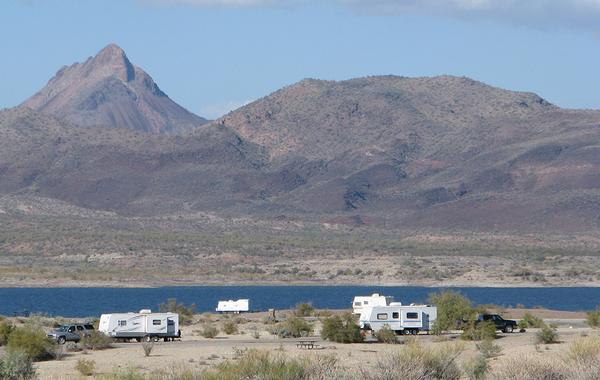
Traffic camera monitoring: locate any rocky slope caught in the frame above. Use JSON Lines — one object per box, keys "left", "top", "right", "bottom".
{"left": 21, "top": 44, "right": 207, "bottom": 134}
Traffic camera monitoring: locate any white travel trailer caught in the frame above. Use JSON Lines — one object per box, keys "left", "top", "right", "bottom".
{"left": 216, "top": 299, "right": 249, "bottom": 313}
{"left": 359, "top": 304, "right": 437, "bottom": 335}
{"left": 352, "top": 293, "right": 395, "bottom": 315}
{"left": 98, "top": 310, "right": 180, "bottom": 342}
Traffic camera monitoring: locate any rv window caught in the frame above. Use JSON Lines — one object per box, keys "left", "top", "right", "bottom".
{"left": 354, "top": 302, "right": 361, "bottom": 306}
{"left": 377, "top": 313, "right": 388, "bottom": 320}
{"left": 167, "top": 320, "right": 175, "bottom": 325}
{"left": 364, "top": 301, "right": 369, "bottom": 305}
{"left": 392, "top": 312, "right": 399, "bottom": 319}
{"left": 406, "top": 312, "right": 419, "bottom": 319}
{"left": 118, "top": 320, "right": 127, "bottom": 327}
{"left": 153, "top": 320, "right": 162, "bottom": 325}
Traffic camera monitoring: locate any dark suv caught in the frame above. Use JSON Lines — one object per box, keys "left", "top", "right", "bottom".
{"left": 477, "top": 313, "right": 518, "bottom": 333}
{"left": 47, "top": 323, "right": 95, "bottom": 344}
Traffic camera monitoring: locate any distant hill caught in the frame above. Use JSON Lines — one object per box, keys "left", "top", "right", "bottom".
{"left": 3, "top": 73, "right": 600, "bottom": 232}
{"left": 21, "top": 44, "right": 207, "bottom": 134}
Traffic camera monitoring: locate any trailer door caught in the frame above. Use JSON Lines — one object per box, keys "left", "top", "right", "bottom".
{"left": 167, "top": 318, "right": 176, "bottom": 336}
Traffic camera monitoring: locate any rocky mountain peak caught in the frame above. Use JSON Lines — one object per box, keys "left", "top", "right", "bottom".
{"left": 21, "top": 44, "right": 207, "bottom": 134}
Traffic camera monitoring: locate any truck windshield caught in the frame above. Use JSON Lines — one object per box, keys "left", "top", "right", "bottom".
{"left": 56, "top": 326, "right": 69, "bottom": 332}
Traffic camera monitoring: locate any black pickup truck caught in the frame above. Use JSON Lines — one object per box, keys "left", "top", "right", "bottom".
{"left": 476, "top": 313, "right": 518, "bottom": 333}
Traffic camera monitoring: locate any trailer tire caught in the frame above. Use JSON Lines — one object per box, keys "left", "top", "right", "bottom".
{"left": 152, "top": 336, "right": 160, "bottom": 342}
{"left": 144, "top": 335, "right": 152, "bottom": 342}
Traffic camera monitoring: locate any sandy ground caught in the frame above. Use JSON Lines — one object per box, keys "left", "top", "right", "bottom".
{"left": 16, "top": 309, "right": 593, "bottom": 379}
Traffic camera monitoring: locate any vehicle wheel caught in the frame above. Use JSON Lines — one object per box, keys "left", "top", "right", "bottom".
{"left": 504, "top": 325, "right": 514, "bottom": 333}
{"left": 144, "top": 335, "right": 152, "bottom": 342}
{"left": 57, "top": 336, "right": 66, "bottom": 345}
{"left": 152, "top": 336, "right": 160, "bottom": 342}
{"left": 135, "top": 338, "right": 141, "bottom": 343}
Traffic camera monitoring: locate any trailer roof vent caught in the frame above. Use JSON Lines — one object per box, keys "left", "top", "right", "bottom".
{"left": 139, "top": 309, "right": 152, "bottom": 314}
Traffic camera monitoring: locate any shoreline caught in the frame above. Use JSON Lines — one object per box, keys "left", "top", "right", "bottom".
{"left": 1, "top": 279, "right": 600, "bottom": 288}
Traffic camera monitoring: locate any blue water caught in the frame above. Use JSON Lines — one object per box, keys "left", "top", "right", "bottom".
{"left": 1, "top": 286, "right": 599, "bottom": 317}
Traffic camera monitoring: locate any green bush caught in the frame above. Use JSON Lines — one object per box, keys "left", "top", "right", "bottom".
{"left": 586, "top": 308, "right": 600, "bottom": 328}
{"left": 0, "top": 320, "right": 15, "bottom": 346}
{"left": 200, "top": 324, "right": 219, "bottom": 339}
{"left": 519, "top": 313, "right": 544, "bottom": 329}
{"left": 272, "top": 317, "right": 313, "bottom": 338}
{"left": 202, "top": 350, "right": 306, "bottom": 380}
{"left": 463, "top": 355, "right": 488, "bottom": 380}
{"left": 75, "top": 358, "right": 96, "bottom": 376}
{"left": 81, "top": 330, "right": 113, "bottom": 350}
{"left": 159, "top": 298, "right": 196, "bottom": 326}
{"left": 0, "top": 350, "right": 37, "bottom": 380}
{"left": 7, "top": 326, "right": 54, "bottom": 361}
{"left": 223, "top": 321, "right": 239, "bottom": 335}
{"left": 461, "top": 321, "right": 497, "bottom": 341}
{"left": 476, "top": 338, "right": 503, "bottom": 358}
{"left": 320, "top": 314, "right": 363, "bottom": 343}
{"left": 294, "top": 303, "right": 315, "bottom": 317}
{"left": 375, "top": 325, "right": 397, "bottom": 344}
{"left": 429, "top": 291, "right": 473, "bottom": 333}
{"left": 362, "top": 342, "right": 463, "bottom": 380}
{"left": 535, "top": 324, "right": 559, "bottom": 344}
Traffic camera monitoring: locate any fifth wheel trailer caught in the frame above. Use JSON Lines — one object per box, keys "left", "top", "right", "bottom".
{"left": 359, "top": 304, "right": 437, "bottom": 335}
{"left": 98, "top": 310, "right": 180, "bottom": 342}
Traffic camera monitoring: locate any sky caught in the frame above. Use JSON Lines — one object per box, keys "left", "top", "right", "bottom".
{"left": 2, "top": 0, "right": 600, "bottom": 119}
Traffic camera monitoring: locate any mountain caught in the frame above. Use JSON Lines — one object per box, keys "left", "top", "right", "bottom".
{"left": 21, "top": 44, "right": 207, "bottom": 134}
{"left": 3, "top": 74, "right": 600, "bottom": 232}
{"left": 214, "top": 76, "right": 600, "bottom": 231}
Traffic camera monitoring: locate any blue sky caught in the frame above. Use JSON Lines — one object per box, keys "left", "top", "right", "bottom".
{"left": 2, "top": 0, "right": 600, "bottom": 118}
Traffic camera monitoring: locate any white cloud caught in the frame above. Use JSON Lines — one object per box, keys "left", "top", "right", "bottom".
{"left": 140, "top": 0, "right": 600, "bottom": 29}
{"left": 197, "top": 99, "right": 251, "bottom": 119}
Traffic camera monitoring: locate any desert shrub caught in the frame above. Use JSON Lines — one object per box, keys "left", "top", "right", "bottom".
{"left": 75, "top": 358, "right": 96, "bottom": 376}
{"left": 142, "top": 341, "right": 154, "bottom": 357}
{"left": 201, "top": 350, "right": 306, "bottom": 380}
{"left": 320, "top": 313, "right": 363, "bottom": 343}
{"left": 476, "top": 338, "right": 503, "bottom": 358}
{"left": 567, "top": 336, "right": 600, "bottom": 365}
{"left": 200, "top": 324, "right": 219, "bottom": 339}
{"left": 519, "top": 313, "right": 544, "bottom": 329}
{"left": 104, "top": 365, "right": 146, "bottom": 380}
{"left": 294, "top": 303, "right": 315, "bottom": 317}
{"left": 535, "top": 324, "right": 560, "bottom": 344}
{"left": 362, "top": 341, "right": 463, "bottom": 380}
{"left": 461, "top": 321, "right": 497, "bottom": 341}
{"left": 429, "top": 291, "right": 473, "bottom": 333}
{"left": 489, "top": 357, "right": 567, "bottom": 380}
{"left": 462, "top": 355, "right": 488, "bottom": 380}
{"left": 273, "top": 317, "right": 313, "bottom": 338}
{"left": 223, "top": 320, "right": 238, "bottom": 335}
{"left": 7, "top": 326, "right": 54, "bottom": 361}
{"left": 586, "top": 308, "right": 600, "bottom": 328}
{"left": 81, "top": 330, "right": 113, "bottom": 350}
{"left": 0, "top": 320, "right": 15, "bottom": 345}
{"left": 159, "top": 298, "right": 196, "bottom": 325}
{"left": 0, "top": 350, "right": 37, "bottom": 380}
{"left": 375, "top": 325, "right": 397, "bottom": 344}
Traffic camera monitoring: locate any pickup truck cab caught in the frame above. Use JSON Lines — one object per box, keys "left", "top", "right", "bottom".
{"left": 47, "top": 323, "right": 94, "bottom": 344}
{"left": 477, "top": 313, "right": 518, "bottom": 333}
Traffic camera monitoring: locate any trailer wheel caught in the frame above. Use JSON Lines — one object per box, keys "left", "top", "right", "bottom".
{"left": 152, "top": 336, "right": 160, "bottom": 342}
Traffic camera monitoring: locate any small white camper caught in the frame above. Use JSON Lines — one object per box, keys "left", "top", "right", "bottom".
{"left": 98, "top": 310, "right": 180, "bottom": 342}
{"left": 216, "top": 299, "right": 249, "bottom": 313}
{"left": 352, "top": 293, "right": 395, "bottom": 315}
{"left": 359, "top": 304, "right": 437, "bottom": 335}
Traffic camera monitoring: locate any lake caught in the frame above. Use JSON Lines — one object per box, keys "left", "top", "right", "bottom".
{"left": 1, "top": 286, "right": 599, "bottom": 317}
